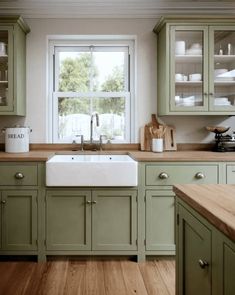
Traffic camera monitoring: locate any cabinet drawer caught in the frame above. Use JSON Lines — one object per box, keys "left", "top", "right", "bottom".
{"left": 0, "top": 164, "right": 38, "bottom": 186}
{"left": 226, "top": 165, "right": 235, "bottom": 184}
{"left": 146, "top": 164, "right": 218, "bottom": 186}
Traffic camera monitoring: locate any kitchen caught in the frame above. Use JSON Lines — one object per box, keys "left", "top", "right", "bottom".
{"left": 0, "top": 0, "right": 235, "bottom": 294}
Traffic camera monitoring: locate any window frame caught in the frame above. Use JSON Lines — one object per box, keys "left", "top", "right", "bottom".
{"left": 47, "top": 36, "right": 136, "bottom": 143}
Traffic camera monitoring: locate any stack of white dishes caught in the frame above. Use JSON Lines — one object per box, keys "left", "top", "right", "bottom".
{"left": 186, "top": 43, "right": 202, "bottom": 55}
{"left": 175, "top": 95, "right": 196, "bottom": 106}
{"left": 214, "top": 68, "right": 235, "bottom": 81}
{"left": 214, "top": 97, "right": 231, "bottom": 106}
{"left": 175, "top": 41, "right": 186, "bottom": 55}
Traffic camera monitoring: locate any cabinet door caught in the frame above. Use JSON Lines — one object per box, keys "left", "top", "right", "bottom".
{"left": 46, "top": 190, "right": 91, "bottom": 251}
{"left": 146, "top": 190, "right": 175, "bottom": 252}
{"left": 0, "top": 26, "right": 14, "bottom": 112}
{"left": 170, "top": 25, "right": 209, "bottom": 113}
{"left": 209, "top": 26, "right": 235, "bottom": 112}
{"left": 177, "top": 204, "right": 212, "bottom": 295}
{"left": 92, "top": 190, "right": 137, "bottom": 251}
{"left": 2, "top": 190, "right": 37, "bottom": 250}
{"left": 0, "top": 192, "right": 1, "bottom": 249}
{"left": 213, "top": 230, "right": 235, "bottom": 295}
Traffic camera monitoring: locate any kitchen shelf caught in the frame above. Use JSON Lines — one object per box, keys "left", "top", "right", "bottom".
{"left": 0, "top": 81, "right": 8, "bottom": 84}
{"left": 214, "top": 81, "right": 235, "bottom": 86}
{"left": 175, "top": 55, "right": 202, "bottom": 63}
{"left": 214, "top": 55, "right": 235, "bottom": 63}
{"left": 176, "top": 81, "right": 202, "bottom": 86}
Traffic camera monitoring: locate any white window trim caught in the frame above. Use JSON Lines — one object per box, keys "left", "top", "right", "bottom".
{"left": 47, "top": 35, "right": 136, "bottom": 143}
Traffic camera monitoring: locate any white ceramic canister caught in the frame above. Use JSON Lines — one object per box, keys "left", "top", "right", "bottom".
{"left": 2, "top": 126, "right": 31, "bottom": 153}
{"left": 152, "top": 138, "right": 164, "bottom": 153}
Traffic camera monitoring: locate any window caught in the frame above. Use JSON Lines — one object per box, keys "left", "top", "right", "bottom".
{"left": 49, "top": 38, "right": 135, "bottom": 143}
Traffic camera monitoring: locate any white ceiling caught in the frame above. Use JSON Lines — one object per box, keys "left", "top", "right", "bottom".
{"left": 0, "top": 0, "right": 234, "bottom": 18}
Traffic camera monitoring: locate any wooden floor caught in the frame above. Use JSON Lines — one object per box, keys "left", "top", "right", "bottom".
{"left": 0, "top": 259, "right": 175, "bottom": 295}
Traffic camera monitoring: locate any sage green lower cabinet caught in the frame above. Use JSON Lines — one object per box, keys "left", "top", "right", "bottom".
{"left": 92, "top": 190, "right": 137, "bottom": 251}
{"left": 177, "top": 203, "right": 212, "bottom": 295}
{"left": 176, "top": 199, "right": 235, "bottom": 295}
{"left": 1, "top": 190, "right": 38, "bottom": 251}
{"left": 46, "top": 190, "right": 92, "bottom": 251}
{"left": 145, "top": 190, "right": 175, "bottom": 252}
{"left": 46, "top": 189, "right": 137, "bottom": 252}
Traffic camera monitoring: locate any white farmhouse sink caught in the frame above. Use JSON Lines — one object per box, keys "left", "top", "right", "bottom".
{"left": 46, "top": 154, "right": 138, "bottom": 187}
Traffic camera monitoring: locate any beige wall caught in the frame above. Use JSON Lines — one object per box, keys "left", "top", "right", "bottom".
{"left": 0, "top": 18, "right": 234, "bottom": 144}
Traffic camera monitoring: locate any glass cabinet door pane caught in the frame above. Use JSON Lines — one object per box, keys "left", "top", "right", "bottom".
{"left": 173, "top": 29, "right": 206, "bottom": 110}
{"left": 0, "top": 30, "right": 8, "bottom": 107}
{"left": 213, "top": 30, "right": 235, "bottom": 110}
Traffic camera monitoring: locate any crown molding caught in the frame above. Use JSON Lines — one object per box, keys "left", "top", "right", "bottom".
{"left": 0, "top": 1, "right": 234, "bottom": 18}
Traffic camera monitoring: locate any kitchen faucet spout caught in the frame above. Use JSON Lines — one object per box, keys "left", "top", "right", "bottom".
{"left": 90, "top": 112, "right": 99, "bottom": 143}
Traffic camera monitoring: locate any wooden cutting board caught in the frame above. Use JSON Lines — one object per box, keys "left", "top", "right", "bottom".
{"left": 164, "top": 126, "right": 177, "bottom": 151}
{"left": 140, "top": 125, "right": 152, "bottom": 151}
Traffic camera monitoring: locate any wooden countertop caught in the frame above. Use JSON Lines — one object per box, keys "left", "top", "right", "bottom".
{"left": 173, "top": 184, "right": 235, "bottom": 242}
{"left": 1, "top": 150, "right": 235, "bottom": 162}
{"left": 129, "top": 151, "right": 235, "bottom": 162}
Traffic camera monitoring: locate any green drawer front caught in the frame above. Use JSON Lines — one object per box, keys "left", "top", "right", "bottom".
{"left": 0, "top": 164, "right": 38, "bottom": 186}
{"left": 146, "top": 164, "right": 218, "bottom": 186}
{"left": 226, "top": 165, "right": 235, "bottom": 184}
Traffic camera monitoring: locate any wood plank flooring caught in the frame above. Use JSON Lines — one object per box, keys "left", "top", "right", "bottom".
{"left": 0, "top": 259, "right": 175, "bottom": 295}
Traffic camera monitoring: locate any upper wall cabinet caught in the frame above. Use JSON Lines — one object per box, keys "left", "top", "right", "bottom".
{"left": 154, "top": 16, "right": 235, "bottom": 115}
{"left": 0, "top": 16, "right": 30, "bottom": 116}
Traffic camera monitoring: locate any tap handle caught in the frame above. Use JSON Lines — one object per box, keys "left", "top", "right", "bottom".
{"left": 99, "top": 135, "right": 107, "bottom": 151}
{"left": 74, "top": 134, "right": 84, "bottom": 151}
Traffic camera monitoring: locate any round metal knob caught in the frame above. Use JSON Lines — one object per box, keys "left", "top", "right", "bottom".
{"left": 92, "top": 200, "right": 97, "bottom": 204}
{"left": 198, "top": 259, "right": 209, "bottom": 269}
{"left": 195, "top": 172, "right": 205, "bottom": 179}
{"left": 209, "top": 93, "right": 214, "bottom": 96}
{"left": 203, "top": 93, "right": 208, "bottom": 96}
{"left": 159, "top": 172, "right": 169, "bottom": 179}
{"left": 1, "top": 200, "right": 6, "bottom": 204}
{"left": 86, "top": 200, "right": 92, "bottom": 204}
{"left": 15, "top": 172, "right": 24, "bottom": 180}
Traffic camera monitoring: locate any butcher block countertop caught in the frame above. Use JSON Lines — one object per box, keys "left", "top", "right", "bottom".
{"left": 173, "top": 184, "right": 235, "bottom": 242}
{"left": 1, "top": 150, "right": 235, "bottom": 162}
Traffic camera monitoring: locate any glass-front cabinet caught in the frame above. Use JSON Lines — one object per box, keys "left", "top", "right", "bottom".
{"left": 171, "top": 26, "right": 208, "bottom": 112}
{"left": 0, "top": 17, "right": 29, "bottom": 115}
{"left": 0, "top": 27, "right": 13, "bottom": 111}
{"left": 155, "top": 17, "right": 235, "bottom": 115}
{"left": 210, "top": 27, "right": 235, "bottom": 112}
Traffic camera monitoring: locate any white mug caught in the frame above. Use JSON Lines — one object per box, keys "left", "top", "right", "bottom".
{"left": 175, "top": 73, "right": 183, "bottom": 81}
{"left": 152, "top": 138, "right": 163, "bottom": 153}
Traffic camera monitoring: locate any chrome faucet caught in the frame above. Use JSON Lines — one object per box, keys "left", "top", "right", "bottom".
{"left": 90, "top": 112, "right": 99, "bottom": 143}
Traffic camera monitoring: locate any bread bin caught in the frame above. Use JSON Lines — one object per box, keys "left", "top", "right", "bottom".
{"left": 2, "top": 126, "right": 31, "bottom": 153}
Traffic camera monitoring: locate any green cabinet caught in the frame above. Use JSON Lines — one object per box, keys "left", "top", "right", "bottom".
{"left": 177, "top": 203, "right": 212, "bottom": 295}
{"left": 1, "top": 190, "right": 37, "bottom": 250}
{"left": 176, "top": 198, "right": 235, "bottom": 295}
{"left": 0, "top": 16, "right": 30, "bottom": 115}
{"left": 46, "top": 190, "right": 91, "bottom": 251}
{"left": 46, "top": 189, "right": 137, "bottom": 252}
{"left": 92, "top": 190, "right": 137, "bottom": 251}
{"left": 154, "top": 16, "right": 235, "bottom": 115}
{"left": 145, "top": 190, "right": 175, "bottom": 252}
{"left": 142, "top": 162, "right": 219, "bottom": 256}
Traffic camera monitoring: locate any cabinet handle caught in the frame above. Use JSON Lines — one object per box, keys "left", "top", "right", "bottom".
{"left": 209, "top": 93, "right": 214, "bottom": 96}
{"left": 1, "top": 200, "right": 6, "bottom": 204}
{"left": 203, "top": 93, "right": 208, "bottom": 96}
{"left": 159, "top": 172, "right": 169, "bottom": 179}
{"left": 92, "top": 200, "right": 97, "bottom": 204}
{"left": 198, "top": 259, "right": 209, "bottom": 269}
{"left": 195, "top": 172, "right": 205, "bottom": 179}
{"left": 14, "top": 172, "right": 24, "bottom": 180}
{"left": 86, "top": 200, "right": 92, "bottom": 204}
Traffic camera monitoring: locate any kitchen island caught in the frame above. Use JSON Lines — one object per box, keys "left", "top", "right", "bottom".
{"left": 173, "top": 184, "right": 235, "bottom": 295}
